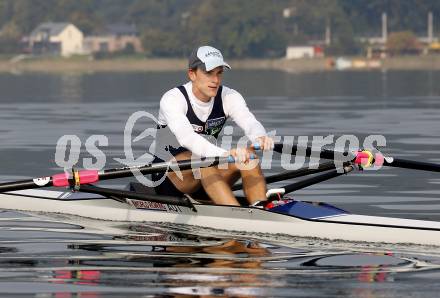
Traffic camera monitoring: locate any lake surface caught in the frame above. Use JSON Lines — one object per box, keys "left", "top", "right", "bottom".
{"left": 1, "top": 70, "right": 440, "bottom": 297}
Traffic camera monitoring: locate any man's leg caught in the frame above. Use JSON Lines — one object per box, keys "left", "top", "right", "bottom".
{"left": 240, "top": 162, "right": 267, "bottom": 204}
{"left": 217, "top": 160, "right": 267, "bottom": 205}
{"left": 166, "top": 151, "right": 241, "bottom": 205}
{"left": 166, "top": 151, "right": 240, "bottom": 206}
{"left": 166, "top": 151, "right": 201, "bottom": 194}
{"left": 167, "top": 151, "right": 266, "bottom": 206}
{"left": 199, "top": 166, "right": 240, "bottom": 206}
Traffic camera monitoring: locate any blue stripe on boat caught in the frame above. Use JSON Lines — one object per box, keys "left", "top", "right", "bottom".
{"left": 270, "top": 201, "right": 348, "bottom": 219}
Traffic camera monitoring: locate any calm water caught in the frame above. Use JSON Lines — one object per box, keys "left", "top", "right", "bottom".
{"left": 1, "top": 70, "right": 440, "bottom": 296}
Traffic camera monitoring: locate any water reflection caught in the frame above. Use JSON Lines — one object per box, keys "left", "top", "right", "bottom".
{"left": 0, "top": 213, "right": 440, "bottom": 297}
{"left": 59, "top": 74, "right": 83, "bottom": 103}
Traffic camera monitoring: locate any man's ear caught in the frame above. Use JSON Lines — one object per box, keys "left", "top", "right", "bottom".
{"left": 188, "top": 69, "right": 196, "bottom": 81}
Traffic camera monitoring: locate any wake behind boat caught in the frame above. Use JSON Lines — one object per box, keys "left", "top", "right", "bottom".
{"left": 1, "top": 143, "right": 440, "bottom": 246}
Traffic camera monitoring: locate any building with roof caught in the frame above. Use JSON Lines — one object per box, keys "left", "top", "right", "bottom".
{"left": 26, "top": 22, "right": 84, "bottom": 57}
{"left": 285, "top": 45, "right": 324, "bottom": 59}
{"left": 83, "top": 23, "right": 143, "bottom": 54}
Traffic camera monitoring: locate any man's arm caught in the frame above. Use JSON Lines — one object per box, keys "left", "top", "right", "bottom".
{"left": 223, "top": 88, "right": 273, "bottom": 150}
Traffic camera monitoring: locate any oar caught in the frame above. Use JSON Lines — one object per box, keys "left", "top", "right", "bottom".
{"left": 0, "top": 156, "right": 237, "bottom": 193}
{"left": 282, "top": 165, "right": 354, "bottom": 195}
{"left": 265, "top": 165, "right": 354, "bottom": 199}
{"left": 273, "top": 143, "right": 440, "bottom": 172}
{"left": 272, "top": 143, "right": 351, "bottom": 161}
{"left": 231, "top": 161, "right": 336, "bottom": 191}
{"left": 381, "top": 158, "right": 440, "bottom": 172}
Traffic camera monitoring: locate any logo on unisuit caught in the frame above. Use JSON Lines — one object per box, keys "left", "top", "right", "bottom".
{"left": 54, "top": 110, "right": 387, "bottom": 186}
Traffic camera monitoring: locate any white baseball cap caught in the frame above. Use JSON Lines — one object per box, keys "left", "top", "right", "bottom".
{"left": 188, "top": 46, "right": 231, "bottom": 71}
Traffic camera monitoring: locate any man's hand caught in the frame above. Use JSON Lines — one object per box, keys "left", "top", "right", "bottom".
{"left": 224, "top": 136, "right": 274, "bottom": 164}
{"left": 255, "top": 136, "right": 274, "bottom": 151}
{"left": 227, "top": 147, "right": 253, "bottom": 164}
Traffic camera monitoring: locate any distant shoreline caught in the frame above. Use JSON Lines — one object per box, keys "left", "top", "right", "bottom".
{"left": 2, "top": 55, "right": 440, "bottom": 73}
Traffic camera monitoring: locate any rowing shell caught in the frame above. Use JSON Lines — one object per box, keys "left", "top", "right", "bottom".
{"left": 1, "top": 189, "right": 440, "bottom": 246}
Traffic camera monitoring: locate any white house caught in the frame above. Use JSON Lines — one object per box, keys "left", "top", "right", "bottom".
{"left": 27, "top": 22, "right": 84, "bottom": 57}
{"left": 286, "top": 46, "right": 315, "bottom": 59}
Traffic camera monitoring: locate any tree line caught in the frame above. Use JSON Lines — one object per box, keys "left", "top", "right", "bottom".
{"left": 1, "top": 0, "right": 440, "bottom": 57}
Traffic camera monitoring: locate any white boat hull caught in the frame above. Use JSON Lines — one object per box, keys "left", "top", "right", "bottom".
{"left": 1, "top": 189, "right": 440, "bottom": 246}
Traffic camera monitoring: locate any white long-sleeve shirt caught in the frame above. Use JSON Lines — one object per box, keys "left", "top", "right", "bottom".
{"left": 157, "top": 82, "right": 266, "bottom": 157}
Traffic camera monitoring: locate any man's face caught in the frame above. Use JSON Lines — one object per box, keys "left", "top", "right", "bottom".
{"left": 188, "top": 66, "right": 224, "bottom": 100}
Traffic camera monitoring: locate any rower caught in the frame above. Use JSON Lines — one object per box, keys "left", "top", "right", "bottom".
{"left": 152, "top": 45, "right": 274, "bottom": 206}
